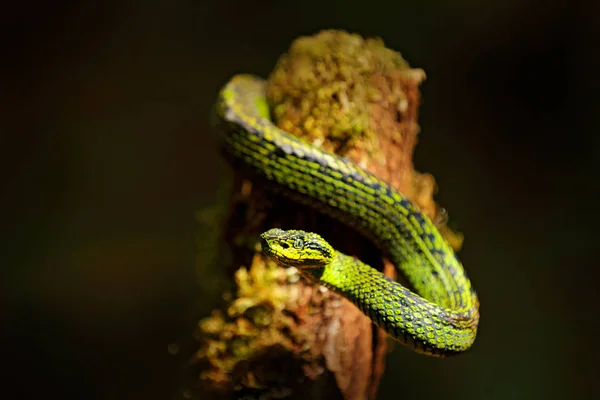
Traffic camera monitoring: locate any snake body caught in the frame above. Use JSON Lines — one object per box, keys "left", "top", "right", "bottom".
{"left": 216, "top": 74, "right": 480, "bottom": 357}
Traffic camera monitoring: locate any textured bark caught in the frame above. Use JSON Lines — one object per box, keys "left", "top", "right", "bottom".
{"left": 194, "top": 30, "right": 455, "bottom": 400}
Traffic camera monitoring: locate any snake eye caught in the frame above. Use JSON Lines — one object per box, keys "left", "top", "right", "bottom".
{"left": 293, "top": 238, "right": 304, "bottom": 249}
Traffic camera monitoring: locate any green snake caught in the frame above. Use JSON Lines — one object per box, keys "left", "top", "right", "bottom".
{"left": 216, "top": 74, "right": 480, "bottom": 357}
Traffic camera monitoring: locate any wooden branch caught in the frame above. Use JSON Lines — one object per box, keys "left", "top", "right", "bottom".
{"left": 194, "top": 30, "right": 455, "bottom": 400}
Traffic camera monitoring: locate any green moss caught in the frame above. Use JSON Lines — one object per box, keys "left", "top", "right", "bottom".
{"left": 195, "top": 259, "right": 312, "bottom": 389}
{"left": 267, "top": 30, "right": 411, "bottom": 154}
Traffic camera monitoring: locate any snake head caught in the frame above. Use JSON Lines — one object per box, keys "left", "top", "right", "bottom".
{"left": 260, "top": 228, "right": 334, "bottom": 268}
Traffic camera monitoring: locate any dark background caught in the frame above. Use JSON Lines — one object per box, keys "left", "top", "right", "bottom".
{"left": 2, "top": 1, "right": 598, "bottom": 399}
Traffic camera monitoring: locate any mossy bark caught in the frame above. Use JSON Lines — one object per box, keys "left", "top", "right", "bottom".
{"left": 194, "top": 30, "right": 461, "bottom": 399}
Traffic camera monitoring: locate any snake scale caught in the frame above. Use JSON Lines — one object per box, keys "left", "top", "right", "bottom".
{"left": 216, "top": 74, "right": 480, "bottom": 357}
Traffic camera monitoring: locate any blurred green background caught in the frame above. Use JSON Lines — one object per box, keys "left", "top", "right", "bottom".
{"left": 2, "top": 1, "right": 598, "bottom": 399}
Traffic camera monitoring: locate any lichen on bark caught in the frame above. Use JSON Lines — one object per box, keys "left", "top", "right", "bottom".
{"left": 267, "top": 29, "right": 411, "bottom": 157}
{"left": 192, "top": 29, "right": 463, "bottom": 399}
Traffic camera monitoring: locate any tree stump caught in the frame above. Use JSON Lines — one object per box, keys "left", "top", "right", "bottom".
{"left": 193, "top": 30, "right": 461, "bottom": 400}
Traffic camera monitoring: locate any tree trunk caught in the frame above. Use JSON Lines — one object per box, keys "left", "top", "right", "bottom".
{"left": 194, "top": 30, "right": 458, "bottom": 400}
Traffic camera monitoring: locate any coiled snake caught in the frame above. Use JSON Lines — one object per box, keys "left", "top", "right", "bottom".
{"left": 216, "top": 74, "right": 480, "bottom": 357}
